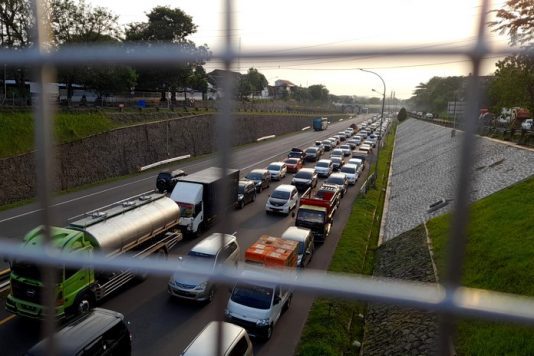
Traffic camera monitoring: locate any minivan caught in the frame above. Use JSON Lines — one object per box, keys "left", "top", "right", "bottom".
{"left": 26, "top": 308, "right": 131, "bottom": 356}
{"left": 168, "top": 233, "right": 240, "bottom": 303}
{"left": 265, "top": 184, "right": 299, "bottom": 215}
{"left": 281, "top": 226, "right": 314, "bottom": 267}
{"left": 181, "top": 321, "right": 253, "bottom": 356}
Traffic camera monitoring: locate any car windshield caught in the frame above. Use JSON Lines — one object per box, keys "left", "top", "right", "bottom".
{"left": 305, "top": 149, "right": 316, "bottom": 154}
{"left": 231, "top": 284, "right": 273, "bottom": 309}
{"left": 238, "top": 185, "right": 246, "bottom": 194}
{"left": 297, "top": 210, "right": 324, "bottom": 223}
{"left": 341, "top": 145, "right": 350, "bottom": 149}
{"left": 177, "top": 202, "right": 194, "bottom": 218}
{"left": 327, "top": 177, "right": 345, "bottom": 185}
{"left": 332, "top": 150, "right": 342, "bottom": 155}
{"left": 341, "top": 167, "right": 355, "bottom": 174}
{"left": 295, "top": 171, "right": 312, "bottom": 179}
{"left": 322, "top": 141, "right": 330, "bottom": 144}
{"left": 246, "top": 172, "right": 262, "bottom": 180}
{"left": 331, "top": 158, "right": 341, "bottom": 163}
{"left": 286, "top": 159, "right": 298, "bottom": 165}
{"left": 187, "top": 251, "right": 216, "bottom": 259}
{"left": 271, "top": 190, "right": 290, "bottom": 199}
{"left": 268, "top": 164, "right": 281, "bottom": 171}
{"left": 316, "top": 162, "right": 329, "bottom": 168}
{"left": 158, "top": 172, "right": 171, "bottom": 179}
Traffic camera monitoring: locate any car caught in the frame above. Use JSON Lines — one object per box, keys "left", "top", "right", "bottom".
{"left": 267, "top": 161, "right": 288, "bottom": 180}
{"left": 281, "top": 226, "right": 314, "bottom": 268}
{"left": 284, "top": 157, "right": 304, "bottom": 173}
{"left": 340, "top": 164, "right": 359, "bottom": 185}
{"left": 338, "top": 131, "right": 350, "bottom": 138}
{"left": 522, "top": 119, "right": 533, "bottom": 130}
{"left": 156, "top": 169, "right": 187, "bottom": 193}
{"left": 322, "top": 139, "right": 333, "bottom": 151}
{"left": 288, "top": 147, "right": 305, "bottom": 159}
{"left": 359, "top": 143, "right": 372, "bottom": 153}
{"left": 304, "top": 146, "right": 321, "bottom": 162}
{"left": 181, "top": 321, "right": 253, "bottom": 356}
{"left": 331, "top": 148, "right": 344, "bottom": 158}
{"left": 168, "top": 233, "right": 240, "bottom": 303}
{"left": 352, "top": 150, "right": 368, "bottom": 163}
{"left": 291, "top": 168, "right": 318, "bottom": 192}
{"left": 339, "top": 144, "right": 352, "bottom": 156}
{"left": 314, "top": 141, "right": 325, "bottom": 155}
{"left": 314, "top": 159, "right": 334, "bottom": 178}
{"left": 353, "top": 136, "right": 362, "bottom": 146}
{"left": 348, "top": 158, "right": 364, "bottom": 173}
{"left": 346, "top": 139, "right": 358, "bottom": 149}
{"left": 359, "top": 130, "right": 369, "bottom": 138}
{"left": 330, "top": 156, "right": 344, "bottom": 171}
{"left": 236, "top": 179, "right": 256, "bottom": 209}
{"left": 329, "top": 136, "right": 340, "bottom": 146}
{"left": 326, "top": 173, "right": 348, "bottom": 197}
{"left": 245, "top": 169, "right": 271, "bottom": 192}
{"left": 26, "top": 308, "right": 132, "bottom": 356}
{"left": 334, "top": 134, "right": 346, "bottom": 142}
{"left": 364, "top": 139, "right": 376, "bottom": 148}
{"left": 265, "top": 184, "right": 299, "bottom": 215}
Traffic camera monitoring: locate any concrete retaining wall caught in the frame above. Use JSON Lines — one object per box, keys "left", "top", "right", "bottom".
{"left": 0, "top": 113, "right": 341, "bottom": 205}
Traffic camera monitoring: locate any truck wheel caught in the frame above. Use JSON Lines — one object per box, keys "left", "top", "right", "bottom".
{"left": 76, "top": 292, "right": 94, "bottom": 315}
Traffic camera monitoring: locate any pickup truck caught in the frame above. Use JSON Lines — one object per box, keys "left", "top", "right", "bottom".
{"left": 295, "top": 185, "right": 340, "bottom": 243}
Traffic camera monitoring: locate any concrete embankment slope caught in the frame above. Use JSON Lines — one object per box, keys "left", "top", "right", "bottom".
{"left": 383, "top": 118, "right": 534, "bottom": 242}
{"left": 362, "top": 118, "right": 534, "bottom": 354}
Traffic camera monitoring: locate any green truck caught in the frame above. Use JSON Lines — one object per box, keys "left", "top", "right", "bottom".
{"left": 6, "top": 191, "right": 182, "bottom": 320}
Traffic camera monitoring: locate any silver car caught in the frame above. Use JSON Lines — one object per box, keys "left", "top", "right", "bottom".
{"left": 168, "top": 233, "right": 240, "bottom": 303}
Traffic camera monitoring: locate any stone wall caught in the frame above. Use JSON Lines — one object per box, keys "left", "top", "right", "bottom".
{"left": 0, "top": 113, "right": 342, "bottom": 205}
{"left": 362, "top": 225, "right": 439, "bottom": 355}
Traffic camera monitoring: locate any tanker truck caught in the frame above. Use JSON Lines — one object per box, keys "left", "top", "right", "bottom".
{"left": 5, "top": 191, "right": 182, "bottom": 320}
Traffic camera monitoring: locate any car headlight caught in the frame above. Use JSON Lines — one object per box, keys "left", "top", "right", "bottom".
{"left": 195, "top": 281, "right": 208, "bottom": 290}
{"left": 238, "top": 194, "right": 244, "bottom": 200}
{"left": 256, "top": 318, "right": 270, "bottom": 326}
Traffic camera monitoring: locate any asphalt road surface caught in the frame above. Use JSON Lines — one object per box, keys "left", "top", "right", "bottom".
{"left": 0, "top": 114, "right": 376, "bottom": 355}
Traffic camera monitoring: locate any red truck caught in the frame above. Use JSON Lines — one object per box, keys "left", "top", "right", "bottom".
{"left": 295, "top": 184, "right": 341, "bottom": 243}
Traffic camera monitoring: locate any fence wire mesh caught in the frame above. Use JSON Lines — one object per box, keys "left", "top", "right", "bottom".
{"left": 0, "top": 0, "right": 533, "bottom": 355}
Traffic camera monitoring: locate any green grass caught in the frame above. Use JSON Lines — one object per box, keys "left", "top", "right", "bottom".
{"left": 427, "top": 177, "right": 534, "bottom": 355}
{"left": 296, "top": 122, "right": 397, "bottom": 356}
{"left": 0, "top": 111, "right": 116, "bottom": 158}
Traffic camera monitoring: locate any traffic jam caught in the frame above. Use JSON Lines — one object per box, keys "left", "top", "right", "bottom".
{"left": 6, "top": 116, "right": 390, "bottom": 355}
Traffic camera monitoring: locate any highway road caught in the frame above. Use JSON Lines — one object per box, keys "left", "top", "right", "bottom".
{"left": 0, "top": 114, "right": 375, "bottom": 355}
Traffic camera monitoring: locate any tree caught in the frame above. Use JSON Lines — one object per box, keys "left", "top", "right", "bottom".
{"left": 490, "top": 0, "right": 533, "bottom": 47}
{"left": 488, "top": 0, "right": 534, "bottom": 113}
{"left": 50, "top": 0, "right": 126, "bottom": 103}
{"left": 244, "top": 68, "right": 267, "bottom": 99}
{"left": 308, "top": 84, "right": 329, "bottom": 102}
{"left": 397, "top": 107, "right": 408, "bottom": 122}
{"left": 0, "top": 0, "right": 33, "bottom": 103}
{"left": 125, "top": 6, "right": 210, "bottom": 103}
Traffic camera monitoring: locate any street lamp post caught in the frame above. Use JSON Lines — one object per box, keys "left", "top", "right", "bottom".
{"left": 360, "top": 68, "right": 385, "bottom": 187}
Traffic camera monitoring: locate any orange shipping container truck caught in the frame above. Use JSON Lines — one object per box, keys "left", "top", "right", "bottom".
{"left": 245, "top": 235, "right": 298, "bottom": 268}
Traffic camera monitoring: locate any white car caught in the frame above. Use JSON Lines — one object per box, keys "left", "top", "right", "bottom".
{"left": 522, "top": 119, "right": 533, "bottom": 130}
{"left": 340, "top": 164, "right": 359, "bottom": 185}
{"left": 363, "top": 139, "right": 376, "bottom": 148}
{"left": 348, "top": 158, "right": 364, "bottom": 173}
{"left": 360, "top": 143, "right": 372, "bottom": 153}
{"left": 339, "top": 144, "right": 352, "bottom": 156}
{"left": 265, "top": 184, "right": 299, "bottom": 215}
{"left": 267, "top": 162, "right": 287, "bottom": 180}
{"left": 331, "top": 148, "right": 344, "bottom": 158}
{"left": 314, "top": 159, "right": 334, "bottom": 178}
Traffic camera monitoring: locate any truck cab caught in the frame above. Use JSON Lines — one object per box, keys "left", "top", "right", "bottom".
{"left": 171, "top": 181, "right": 204, "bottom": 235}
{"left": 295, "top": 186, "right": 340, "bottom": 243}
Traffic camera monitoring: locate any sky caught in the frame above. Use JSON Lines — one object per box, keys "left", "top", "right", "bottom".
{"left": 87, "top": 0, "right": 513, "bottom": 99}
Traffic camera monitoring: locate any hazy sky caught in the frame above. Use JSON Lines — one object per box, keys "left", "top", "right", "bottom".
{"left": 88, "top": 0, "right": 512, "bottom": 99}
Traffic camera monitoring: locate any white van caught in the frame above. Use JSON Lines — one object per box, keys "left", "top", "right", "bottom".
{"left": 181, "top": 321, "right": 253, "bottom": 356}
{"left": 225, "top": 269, "right": 293, "bottom": 340}
{"left": 281, "top": 226, "right": 314, "bottom": 267}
